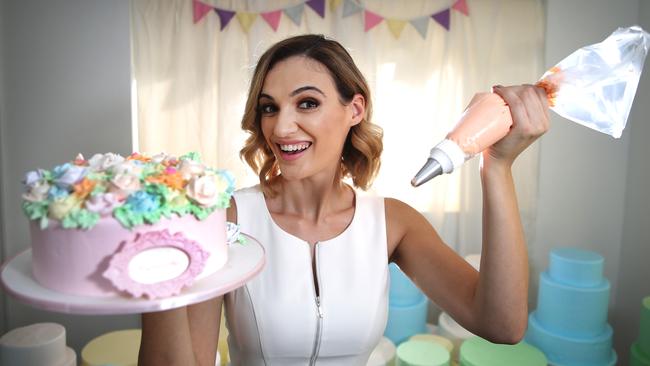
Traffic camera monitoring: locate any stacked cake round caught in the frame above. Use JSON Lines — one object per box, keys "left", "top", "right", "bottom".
{"left": 21, "top": 152, "right": 234, "bottom": 299}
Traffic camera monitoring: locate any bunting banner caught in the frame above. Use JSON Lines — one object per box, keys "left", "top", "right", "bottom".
{"left": 192, "top": 0, "right": 469, "bottom": 38}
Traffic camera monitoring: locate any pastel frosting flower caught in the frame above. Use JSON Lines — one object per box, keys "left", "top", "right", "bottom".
{"left": 126, "top": 191, "right": 160, "bottom": 214}
{"left": 23, "top": 169, "right": 47, "bottom": 188}
{"left": 85, "top": 193, "right": 121, "bottom": 216}
{"left": 48, "top": 185, "right": 70, "bottom": 200}
{"left": 23, "top": 181, "right": 50, "bottom": 202}
{"left": 109, "top": 173, "right": 142, "bottom": 200}
{"left": 186, "top": 174, "right": 222, "bottom": 207}
{"left": 110, "top": 160, "right": 143, "bottom": 176}
{"left": 49, "top": 195, "right": 82, "bottom": 220}
{"left": 53, "top": 163, "right": 87, "bottom": 189}
{"left": 88, "top": 153, "right": 125, "bottom": 172}
{"left": 178, "top": 159, "right": 205, "bottom": 180}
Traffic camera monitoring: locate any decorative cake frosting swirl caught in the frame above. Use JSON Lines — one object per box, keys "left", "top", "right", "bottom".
{"left": 22, "top": 152, "right": 235, "bottom": 230}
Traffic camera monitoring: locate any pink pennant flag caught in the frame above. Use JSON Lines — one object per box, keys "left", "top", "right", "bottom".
{"left": 192, "top": 0, "right": 213, "bottom": 23}
{"left": 452, "top": 0, "right": 469, "bottom": 16}
{"left": 261, "top": 10, "right": 282, "bottom": 31}
{"left": 364, "top": 10, "right": 383, "bottom": 32}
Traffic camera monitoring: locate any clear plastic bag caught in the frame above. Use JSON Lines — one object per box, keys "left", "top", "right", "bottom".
{"left": 537, "top": 25, "right": 650, "bottom": 138}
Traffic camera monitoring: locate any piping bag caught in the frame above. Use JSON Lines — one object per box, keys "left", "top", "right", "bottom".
{"left": 412, "top": 25, "right": 650, "bottom": 187}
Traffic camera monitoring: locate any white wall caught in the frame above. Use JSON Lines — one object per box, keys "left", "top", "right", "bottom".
{"left": 1, "top": 0, "right": 138, "bottom": 353}
{"left": 613, "top": 0, "right": 650, "bottom": 362}
{"left": 0, "top": 0, "right": 8, "bottom": 335}
{"left": 538, "top": 0, "right": 648, "bottom": 363}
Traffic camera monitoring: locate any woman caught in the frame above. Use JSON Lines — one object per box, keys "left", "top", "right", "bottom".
{"left": 139, "top": 34, "right": 549, "bottom": 366}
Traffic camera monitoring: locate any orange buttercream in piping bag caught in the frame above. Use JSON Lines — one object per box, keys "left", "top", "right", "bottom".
{"left": 412, "top": 25, "right": 650, "bottom": 187}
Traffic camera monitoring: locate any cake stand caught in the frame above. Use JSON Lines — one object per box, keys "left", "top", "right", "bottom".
{"left": 0, "top": 234, "right": 265, "bottom": 315}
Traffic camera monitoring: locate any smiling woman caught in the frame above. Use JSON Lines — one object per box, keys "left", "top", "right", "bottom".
{"left": 139, "top": 33, "right": 549, "bottom": 366}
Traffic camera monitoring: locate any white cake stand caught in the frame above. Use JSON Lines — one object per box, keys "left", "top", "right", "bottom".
{"left": 0, "top": 234, "right": 265, "bottom": 315}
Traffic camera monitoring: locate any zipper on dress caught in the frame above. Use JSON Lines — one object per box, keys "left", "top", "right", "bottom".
{"left": 309, "top": 243, "right": 323, "bottom": 366}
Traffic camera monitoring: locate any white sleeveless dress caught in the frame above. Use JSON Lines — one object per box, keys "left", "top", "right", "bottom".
{"left": 224, "top": 185, "right": 389, "bottom": 366}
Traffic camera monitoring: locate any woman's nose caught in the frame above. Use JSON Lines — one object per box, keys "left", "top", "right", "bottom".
{"left": 274, "top": 109, "right": 299, "bottom": 136}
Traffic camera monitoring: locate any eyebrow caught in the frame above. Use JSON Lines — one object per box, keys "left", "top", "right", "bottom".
{"left": 259, "top": 85, "right": 326, "bottom": 101}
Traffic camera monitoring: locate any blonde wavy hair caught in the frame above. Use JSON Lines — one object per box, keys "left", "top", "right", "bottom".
{"left": 240, "top": 34, "right": 383, "bottom": 196}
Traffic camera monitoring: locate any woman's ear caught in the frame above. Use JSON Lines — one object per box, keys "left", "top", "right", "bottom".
{"left": 349, "top": 94, "right": 366, "bottom": 126}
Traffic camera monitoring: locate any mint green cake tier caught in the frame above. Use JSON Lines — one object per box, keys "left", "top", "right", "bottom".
{"left": 396, "top": 340, "right": 450, "bottom": 366}
{"left": 639, "top": 296, "right": 650, "bottom": 358}
{"left": 549, "top": 247, "right": 604, "bottom": 287}
{"left": 631, "top": 343, "right": 650, "bottom": 366}
{"left": 458, "top": 337, "right": 546, "bottom": 366}
{"left": 535, "top": 271, "right": 610, "bottom": 337}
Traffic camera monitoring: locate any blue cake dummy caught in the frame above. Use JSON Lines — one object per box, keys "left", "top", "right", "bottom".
{"left": 385, "top": 263, "right": 429, "bottom": 345}
{"left": 525, "top": 247, "right": 616, "bottom": 366}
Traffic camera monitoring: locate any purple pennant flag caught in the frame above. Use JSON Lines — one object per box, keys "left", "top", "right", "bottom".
{"left": 306, "top": 0, "right": 325, "bottom": 18}
{"left": 431, "top": 8, "right": 450, "bottom": 30}
{"left": 215, "top": 8, "right": 236, "bottom": 30}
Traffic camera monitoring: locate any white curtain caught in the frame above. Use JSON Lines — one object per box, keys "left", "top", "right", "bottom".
{"left": 130, "top": 0, "right": 545, "bottom": 256}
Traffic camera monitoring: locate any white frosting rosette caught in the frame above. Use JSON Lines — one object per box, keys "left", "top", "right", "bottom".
{"left": 186, "top": 173, "right": 229, "bottom": 208}
{"left": 109, "top": 173, "right": 142, "bottom": 200}
{"left": 88, "top": 153, "right": 125, "bottom": 172}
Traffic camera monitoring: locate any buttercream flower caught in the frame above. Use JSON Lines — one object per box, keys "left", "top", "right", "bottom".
{"left": 49, "top": 195, "right": 82, "bottom": 220}
{"left": 151, "top": 152, "right": 175, "bottom": 164}
{"left": 73, "top": 153, "right": 87, "bottom": 166}
{"left": 126, "top": 191, "right": 160, "bottom": 214}
{"left": 109, "top": 173, "right": 142, "bottom": 200}
{"left": 73, "top": 178, "right": 97, "bottom": 199}
{"left": 178, "top": 159, "right": 205, "bottom": 180}
{"left": 85, "top": 193, "right": 121, "bottom": 216}
{"left": 53, "top": 163, "right": 87, "bottom": 189}
{"left": 48, "top": 185, "right": 70, "bottom": 200}
{"left": 23, "top": 169, "right": 47, "bottom": 188}
{"left": 110, "top": 160, "right": 143, "bottom": 176}
{"left": 88, "top": 153, "right": 125, "bottom": 172}
{"left": 186, "top": 174, "right": 223, "bottom": 207}
{"left": 23, "top": 180, "right": 50, "bottom": 202}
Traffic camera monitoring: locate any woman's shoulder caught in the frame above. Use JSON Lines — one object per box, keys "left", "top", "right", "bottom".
{"left": 234, "top": 184, "right": 262, "bottom": 197}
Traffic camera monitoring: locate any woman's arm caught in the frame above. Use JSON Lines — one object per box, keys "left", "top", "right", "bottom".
{"left": 389, "top": 85, "right": 548, "bottom": 344}
{"left": 139, "top": 198, "right": 238, "bottom": 365}
{"left": 138, "top": 298, "right": 223, "bottom": 366}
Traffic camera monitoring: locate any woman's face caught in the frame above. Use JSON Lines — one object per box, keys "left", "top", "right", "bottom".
{"left": 259, "top": 56, "right": 364, "bottom": 182}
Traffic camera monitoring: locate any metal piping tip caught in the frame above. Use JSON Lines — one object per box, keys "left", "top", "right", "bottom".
{"left": 411, "top": 158, "right": 443, "bottom": 187}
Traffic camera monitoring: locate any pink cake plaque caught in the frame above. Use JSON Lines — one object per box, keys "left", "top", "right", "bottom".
{"left": 103, "top": 229, "right": 210, "bottom": 299}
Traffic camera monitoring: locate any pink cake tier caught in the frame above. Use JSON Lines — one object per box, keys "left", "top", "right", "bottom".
{"left": 21, "top": 152, "right": 235, "bottom": 299}
{"left": 30, "top": 210, "right": 227, "bottom": 297}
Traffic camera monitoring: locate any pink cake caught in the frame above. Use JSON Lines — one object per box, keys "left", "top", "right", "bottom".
{"left": 21, "top": 152, "right": 235, "bottom": 299}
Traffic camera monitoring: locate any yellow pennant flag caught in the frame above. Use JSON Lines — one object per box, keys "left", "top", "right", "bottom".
{"left": 386, "top": 19, "right": 407, "bottom": 39}
{"left": 236, "top": 12, "right": 257, "bottom": 33}
{"left": 330, "top": 0, "right": 343, "bottom": 11}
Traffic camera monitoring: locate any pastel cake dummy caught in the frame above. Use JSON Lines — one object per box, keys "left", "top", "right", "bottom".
{"left": 631, "top": 296, "right": 650, "bottom": 366}
{"left": 21, "top": 152, "right": 235, "bottom": 299}
{"left": 525, "top": 247, "right": 616, "bottom": 366}
{"left": 0, "top": 323, "right": 76, "bottom": 366}
{"left": 384, "top": 263, "right": 429, "bottom": 345}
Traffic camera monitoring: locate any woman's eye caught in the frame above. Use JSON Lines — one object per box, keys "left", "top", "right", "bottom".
{"left": 259, "top": 104, "right": 277, "bottom": 114}
{"left": 298, "top": 100, "right": 319, "bottom": 109}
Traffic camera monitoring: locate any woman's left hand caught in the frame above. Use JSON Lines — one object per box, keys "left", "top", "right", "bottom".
{"left": 486, "top": 84, "right": 550, "bottom": 166}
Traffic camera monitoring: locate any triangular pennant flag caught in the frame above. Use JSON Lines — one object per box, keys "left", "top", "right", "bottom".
{"left": 215, "top": 8, "right": 236, "bottom": 30}
{"left": 284, "top": 3, "right": 304, "bottom": 26}
{"left": 330, "top": 0, "right": 343, "bottom": 12}
{"left": 364, "top": 10, "right": 383, "bottom": 32}
{"left": 261, "top": 10, "right": 282, "bottom": 31}
{"left": 236, "top": 12, "right": 257, "bottom": 33}
{"left": 452, "top": 0, "right": 469, "bottom": 16}
{"left": 431, "top": 8, "right": 450, "bottom": 30}
{"left": 342, "top": 0, "right": 363, "bottom": 18}
{"left": 409, "top": 16, "right": 429, "bottom": 39}
{"left": 193, "top": 0, "right": 213, "bottom": 24}
{"left": 306, "top": 0, "right": 325, "bottom": 18}
{"left": 386, "top": 19, "right": 407, "bottom": 39}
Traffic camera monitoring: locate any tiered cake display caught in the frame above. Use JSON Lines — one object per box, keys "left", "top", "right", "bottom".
{"left": 385, "top": 263, "right": 429, "bottom": 345}
{"left": 525, "top": 247, "right": 616, "bottom": 365}
{"left": 631, "top": 296, "right": 650, "bottom": 366}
